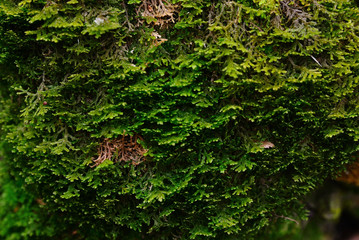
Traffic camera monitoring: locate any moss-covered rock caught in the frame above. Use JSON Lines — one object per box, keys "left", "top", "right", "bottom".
{"left": 0, "top": 0, "right": 358, "bottom": 239}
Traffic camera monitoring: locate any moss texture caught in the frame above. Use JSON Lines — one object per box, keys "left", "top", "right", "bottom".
{"left": 0, "top": 0, "right": 358, "bottom": 239}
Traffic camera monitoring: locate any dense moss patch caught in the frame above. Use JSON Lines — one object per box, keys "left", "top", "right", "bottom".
{"left": 0, "top": 0, "right": 358, "bottom": 239}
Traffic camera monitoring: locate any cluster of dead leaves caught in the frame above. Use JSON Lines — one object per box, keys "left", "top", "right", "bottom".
{"left": 92, "top": 134, "right": 147, "bottom": 167}
{"left": 136, "top": 0, "right": 180, "bottom": 28}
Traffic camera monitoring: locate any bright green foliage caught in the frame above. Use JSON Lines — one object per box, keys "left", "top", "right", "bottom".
{"left": 0, "top": 0, "right": 358, "bottom": 239}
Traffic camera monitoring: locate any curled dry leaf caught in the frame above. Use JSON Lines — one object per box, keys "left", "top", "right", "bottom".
{"left": 36, "top": 198, "right": 46, "bottom": 206}
{"left": 260, "top": 141, "right": 275, "bottom": 149}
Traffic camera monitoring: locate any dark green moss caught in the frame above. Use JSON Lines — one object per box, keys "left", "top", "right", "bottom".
{"left": 0, "top": 0, "right": 358, "bottom": 239}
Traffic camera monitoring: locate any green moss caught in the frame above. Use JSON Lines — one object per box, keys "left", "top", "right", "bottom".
{"left": 0, "top": 0, "right": 358, "bottom": 239}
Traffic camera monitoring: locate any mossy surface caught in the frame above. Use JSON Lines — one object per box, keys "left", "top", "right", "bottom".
{"left": 0, "top": 0, "right": 358, "bottom": 239}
